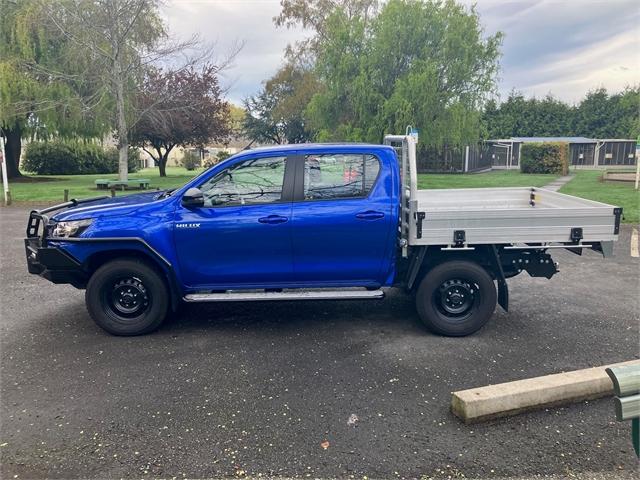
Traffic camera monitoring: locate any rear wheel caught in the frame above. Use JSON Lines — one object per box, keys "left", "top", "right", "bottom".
{"left": 415, "top": 260, "right": 496, "bottom": 336}
{"left": 85, "top": 259, "right": 169, "bottom": 336}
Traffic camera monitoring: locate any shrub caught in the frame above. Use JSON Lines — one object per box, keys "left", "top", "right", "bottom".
{"left": 520, "top": 142, "right": 569, "bottom": 175}
{"left": 105, "top": 147, "right": 141, "bottom": 174}
{"left": 23, "top": 140, "right": 140, "bottom": 175}
{"left": 180, "top": 151, "right": 201, "bottom": 170}
{"left": 23, "top": 142, "right": 77, "bottom": 175}
{"left": 203, "top": 150, "right": 232, "bottom": 169}
{"left": 216, "top": 150, "right": 231, "bottom": 162}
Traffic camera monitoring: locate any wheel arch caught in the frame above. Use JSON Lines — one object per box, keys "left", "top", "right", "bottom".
{"left": 83, "top": 248, "right": 182, "bottom": 311}
{"left": 411, "top": 246, "right": 497, "bottom": 284}
{"left": 410, "top": 245, "right": 508, "bottom": 311}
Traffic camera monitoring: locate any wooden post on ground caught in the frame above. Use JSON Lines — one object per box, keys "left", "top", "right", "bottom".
{"left": 110, "top": 187, "right": 116, "bottom": 198}
{"left": 635, "top": 139, "right": 639, "bottom": 190}
{"left": 63, "top": 189, "right": 69, "bottom": 202}
{"left": 464, "top": 145, "right": 470, "bottom": 172}
{"left": 0, "top": 135, "right": 9, "bottom": 206}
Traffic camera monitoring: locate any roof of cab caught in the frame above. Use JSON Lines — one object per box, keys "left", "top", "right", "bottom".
{"left": 235, "top": 143, "right": 393, "bottom": 155}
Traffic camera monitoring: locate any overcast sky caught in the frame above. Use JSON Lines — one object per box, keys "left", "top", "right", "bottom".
{"left": 162, "top": 0, "right": 640, "bottom": 106}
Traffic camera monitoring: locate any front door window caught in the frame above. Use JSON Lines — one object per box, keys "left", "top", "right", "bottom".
{"left": 199, "top": 156, "right": 287, "bottom": 207}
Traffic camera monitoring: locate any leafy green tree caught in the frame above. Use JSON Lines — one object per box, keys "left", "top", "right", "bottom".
{"left": 615, "top": 87, "right": 640, "bottom": 139}
{"left": 0, "top": 0, "right": 108, "bottom": 178}
{"left": 243, "top": 63, "right": 320, "bottom": 144}
{"left": 482, "top": 91, "right": 573, "bottom": 139}
{"left": 274, "top": 0, "right": 379, "bottom": 60}
{"left": 572, "top": 88, "right": 616, "bottom": 138}
{"left": 41, "top": 0, "right": 170, "bottom": 182}
{"left": 303, "top": 0, "right": 503, "bottom": 146}
{"left": 484, "top": 87, "right": 639, "bottom": 140}
{"left": 573, "top": 87, "right": 639, "bottom": 139}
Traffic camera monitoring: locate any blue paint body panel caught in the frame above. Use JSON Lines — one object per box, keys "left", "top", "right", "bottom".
{"left": 49, "top": 144, "right": 401, "bottom": 296}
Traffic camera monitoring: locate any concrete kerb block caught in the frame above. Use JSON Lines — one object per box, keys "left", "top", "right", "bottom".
{"left": 451, "top": 359, "right": 640, "bottom": 423}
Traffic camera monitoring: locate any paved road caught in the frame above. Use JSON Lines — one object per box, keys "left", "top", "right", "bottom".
{"left": 1, "top": 206, "right": 638, "bottom": 479}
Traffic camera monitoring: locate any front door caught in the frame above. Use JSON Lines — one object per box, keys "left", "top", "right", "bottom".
{"left": 174, "top": 155, "right": 294, "bottom": 289}
{"left": 290, "top": 152, "right": 394, "bottom": 286}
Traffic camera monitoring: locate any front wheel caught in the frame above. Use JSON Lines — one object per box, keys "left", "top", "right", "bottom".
{"left": 415, "top": 260, "right": 497, "bottom": 336}
{"left": 85, "top": 259, "right": 169, "bottom": 336}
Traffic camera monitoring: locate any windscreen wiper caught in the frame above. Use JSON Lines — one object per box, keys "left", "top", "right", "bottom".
{"left": 157, "top": 188, "right": 176, "bottom": 200}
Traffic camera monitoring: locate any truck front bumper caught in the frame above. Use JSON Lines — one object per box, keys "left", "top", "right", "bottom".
{"left": 25, "top": 199, "right": 110, "bottom": 288}
{"left": 25, "top": 238, "right": 88, "bottom": 287}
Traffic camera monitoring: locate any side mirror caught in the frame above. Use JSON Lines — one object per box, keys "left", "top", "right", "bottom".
{"left": 181, "top": 187, "right": 204, "bottom": 208}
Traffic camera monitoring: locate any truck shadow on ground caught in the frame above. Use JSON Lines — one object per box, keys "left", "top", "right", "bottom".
{"left": 163, "top": 288, "right": 425, "bottom": 336}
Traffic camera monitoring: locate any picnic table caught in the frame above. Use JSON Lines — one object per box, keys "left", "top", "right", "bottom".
{"left": 95, "top": 178, "right": 150, "bottom": 190}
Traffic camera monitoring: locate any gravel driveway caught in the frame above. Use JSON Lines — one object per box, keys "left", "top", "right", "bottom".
{"left": 1, "top": 206, "right": 638, "bottom": 479}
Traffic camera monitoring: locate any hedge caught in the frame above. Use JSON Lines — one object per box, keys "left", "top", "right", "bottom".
{"left": 179, "top": 151, "right": 201, "bottom": 171}
{"left": 23, "top": 140, "right": 140, "bottom": 175}
{"left": 520, "top": 142, "right": 569, "bottom": 175}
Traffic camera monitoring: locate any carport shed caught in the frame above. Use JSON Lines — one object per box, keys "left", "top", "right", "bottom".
{"left": 487, "top": 137, "right": 637, "bottom": 169}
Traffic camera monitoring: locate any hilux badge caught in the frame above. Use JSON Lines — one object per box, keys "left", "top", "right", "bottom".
{"left": 176, "top": 223, "right": 201, "bottom": 229}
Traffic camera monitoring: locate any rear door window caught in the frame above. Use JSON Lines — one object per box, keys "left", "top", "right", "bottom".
{"left": 303, "top": 154, "right": 380, "bottom": 200}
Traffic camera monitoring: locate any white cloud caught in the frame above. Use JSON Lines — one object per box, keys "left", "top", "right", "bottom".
{"left": 161, "top": 0, "right": 307, "bottom": 104}
{"left": 512, "top": 29, "right": 639, "bottom": 101}
{"left": 470, "top": 0, "right": 640, "bottom": 102}
{"left": 161, "top": 0, "right": 640, "bottom": 105}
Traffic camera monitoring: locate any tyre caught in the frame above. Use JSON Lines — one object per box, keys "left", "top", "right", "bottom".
{"left": 415, "top": 260, "right": 497, "bottom": 336}
{"left": 85, "top": 258, "right": 169, "bottom": 336}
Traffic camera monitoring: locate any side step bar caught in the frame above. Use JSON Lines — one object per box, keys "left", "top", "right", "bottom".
{"left": 184, "top": 289, "right": 385, "bottom": 302}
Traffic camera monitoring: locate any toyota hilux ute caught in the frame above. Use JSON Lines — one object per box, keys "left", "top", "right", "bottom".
{"left": 25, "top": 135, "right": 622, "bottom": 336}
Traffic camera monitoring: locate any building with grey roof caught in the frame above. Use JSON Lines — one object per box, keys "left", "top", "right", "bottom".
{"left": 486, "top": 137, "right": 637, "bottom": 169}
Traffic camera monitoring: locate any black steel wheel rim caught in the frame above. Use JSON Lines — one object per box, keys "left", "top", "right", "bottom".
{"left": 435, "top": 279, "right": 477, "bottom": 319}
{"left": 103, "top": 276, "right": 151, "bottom": 320}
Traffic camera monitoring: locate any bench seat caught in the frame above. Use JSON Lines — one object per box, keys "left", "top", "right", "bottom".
{"left": 95, "top": 179, "right": 150, "bottom": 190}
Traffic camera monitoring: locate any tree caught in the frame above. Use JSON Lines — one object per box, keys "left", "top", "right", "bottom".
{"left": 243, "top": 63, "right": 320, "bottom": 144}
{"left": 482, "top": 91, "right": 574, "bottom": 139}
{"left": 42, "top": 0, "right": 193, "bottom": 182}
{"left": 275, "top": 0, "right": 379, "bottom": 61}
{"left": 130, "top": 65, "right": 232, "bottom": 177}
{"left": 0, "top": 0, "right": 109, "bottom": 178}
{"left": 573, "top": 88, "right": 616, "bottom": 138}
{"left": 615, "top": 87, "right": 640, "bottom": 139}
{"left": 573, "top": 87, "right": 639, "bottom": 139}
{"left": 482, "top": 87, "right": 639, "bottom": 140}
{"left": 228, "top": 104, "right": 246, "bottom": 136}
{"left": 304, "top": 0, "right": 503, "bottom": 145}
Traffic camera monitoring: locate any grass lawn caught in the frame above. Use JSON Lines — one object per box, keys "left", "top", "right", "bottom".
{"left": 559, "top": 170, "right": 639, "bottom": 224}
{"left": 418, "top": 170, "right": 557, "bottom": 189}
{"left": 5, "top": 167, "right": 202, "bottom": 203}
{"left": 5, "top": 168, "right": 558, "bottom": 203}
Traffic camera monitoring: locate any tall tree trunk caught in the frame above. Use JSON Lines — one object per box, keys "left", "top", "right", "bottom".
{"left": 2, "top": 125, "right": 24, "bottom": 179}
{"left": 159, "top": 153, "right": 168, "bottom": 177}
{"left": 114, "top": 59, "right": 129, "bottom": 182}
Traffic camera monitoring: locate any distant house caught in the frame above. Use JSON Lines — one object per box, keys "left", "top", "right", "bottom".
{"left": 486, "top": 137, "right": 637, "bottom": 169}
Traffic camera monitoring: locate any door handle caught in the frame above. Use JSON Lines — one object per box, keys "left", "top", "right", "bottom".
{"left": 258, "top": 215, "right": 288, "bottom": 224}
{"left": 356, "top": 210, "right": 385, "bottom": 220}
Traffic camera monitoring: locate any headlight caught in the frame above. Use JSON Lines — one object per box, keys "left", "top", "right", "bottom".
{"left": 51, "top": 219, "right": 93, "bottom": 238}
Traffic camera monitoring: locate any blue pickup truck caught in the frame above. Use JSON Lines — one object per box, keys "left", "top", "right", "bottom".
{"left": 25, "top": 135, "right": 622, "bottom": 336}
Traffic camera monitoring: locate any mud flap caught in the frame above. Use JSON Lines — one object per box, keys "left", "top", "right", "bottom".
{"left": 490, "top": 245, "right": 509, "bottom": 312}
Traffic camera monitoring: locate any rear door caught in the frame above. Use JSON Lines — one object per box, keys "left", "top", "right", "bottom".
{"left": 289, "top": 152, "right": 395, "bottom": 286}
